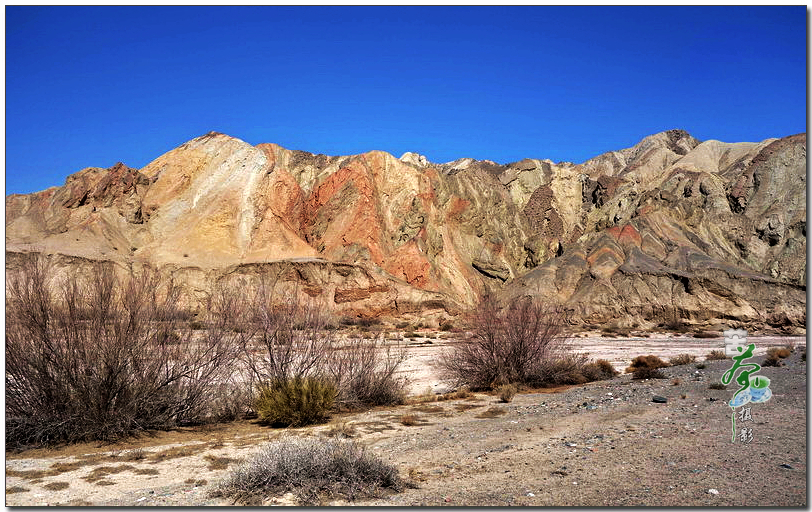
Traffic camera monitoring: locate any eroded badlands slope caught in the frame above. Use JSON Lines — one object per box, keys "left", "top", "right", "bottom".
{"left": 6, "top": 130, "right": 806, "bottom": 329}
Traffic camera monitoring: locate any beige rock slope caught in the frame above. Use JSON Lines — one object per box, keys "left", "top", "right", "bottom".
{"left": 5, "top": 130, "right": 806, "bottom": 329}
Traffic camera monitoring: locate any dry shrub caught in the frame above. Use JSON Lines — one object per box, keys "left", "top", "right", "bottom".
{"left": 705, "top": 350, "right": 728, "bottom": 361}
{"left": 581, "top": 359, "right": 619, "bottom": 381}
{"left": 5, "top": 255, "right": 240, "bottom": 449}
{"left": 475, "top": 407, "right": 507, "bottom": 419}
{"left": 669, "top": 353, "right": 697, "bottom": 366}
{"left": 445, "top": 387, "right": 472, "bottom": 400}
{"left": 692, "top": 331, "right": 719, "bottom": 338}
{"left": 761, "top": 355, "right": 782, "bottom": 367}
{"left": 255, "top": 377, "right": 337, "bottom": 427}
{"left": 542, "top": 353, "right": 591, "bottom": 385}
{"left": 602, "top": 323, "right": 630, "bottom": 337}
{"left": 436, "top": 296, "right": 573, "bottom": 390}
{"left": 230, "top": 279, "right": 408, "bottom": 413}
{"left": 632, "top": 367, "right": 666, "bottom": 380}
{"left": 324, "top": 422, "right": 357, "bottom": 439}
{"left": 497, "top": 384, "right": 517, "bottom": 403}
{"left": 439, "top": 321, "right": 455, "bottom": 332}
{"left": 661, "top": 319, "right": 690, "bottom": 333}
{"left": 671, "top": 378, "right": 681, "bottom": 386}
{"left": 400, "top": 414, "right": 419, "bottom": 426}
{"left": 708, "top": 382, "right": 727, "bottom": 390}
{"left": 211, "top": 437, "right": 406, "bottom": 505}
{"left": 625, "top": 355, "right": 670, "bottom": 373}
{"left": 767, "top": 347, "right": 791, "bottom": 359}
{"left": 326, "top": 337, "right": 408, "bottom": 409}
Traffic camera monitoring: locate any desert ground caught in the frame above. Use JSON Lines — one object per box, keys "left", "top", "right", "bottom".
{"left": 5, "top": 333, "right": 806, "bottom": 507}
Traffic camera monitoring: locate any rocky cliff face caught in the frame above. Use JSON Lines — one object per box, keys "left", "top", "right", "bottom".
{"left": 6, "top": 130, "right": 806, "bottom": 330}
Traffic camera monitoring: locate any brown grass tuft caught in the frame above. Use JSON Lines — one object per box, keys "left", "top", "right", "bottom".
{"left": 400, "top": 414, "right": 420, "bottom": 426}
{"left": 767, "top": 347, "right": 791, "bottom": 359}
{"left": 705, "top": 350, "right": 728, "bottom": 361}
{"left": 497, "top": 383, "right": 518, "bottom": 403}
{"left": 475, "top": 407, "right": 507, "bottom": 419}
{"left": 43, "top": 481, "right": 70, "bottom": 491}
{"left": 204, "top": 455, "right": 241, "bottom": 471}
{"left": 669, "top": 354, "right": 697, "bottom": 366}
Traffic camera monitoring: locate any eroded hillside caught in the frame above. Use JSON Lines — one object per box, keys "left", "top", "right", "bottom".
{"left": 6, "top": 130, "right": 806, "bottom": 329}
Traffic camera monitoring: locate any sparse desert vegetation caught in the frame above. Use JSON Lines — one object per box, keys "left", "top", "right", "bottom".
{"left": 669, "top": 353, "right": 697, "bottom": 366}
{"left": 435, "top": 296, "right": 617, "bottom": 391}
{"left": 5, "top": 256, "right": 243, "bottom": 449}
{"left": 5, "top": 255, "right": 409, "bottom": 449}
{"left": 704, "top": 349, "right": 729, "bottom": 361}
{"left": 210, "top": 437, "right": 407, "bottom": 505}
{"left": 4, "top": 257, "right": 806, "bottom": 507}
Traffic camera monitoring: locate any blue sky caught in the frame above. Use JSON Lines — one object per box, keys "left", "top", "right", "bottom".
{"left": 6, "top": 6, "right": 806, "bottom": 194}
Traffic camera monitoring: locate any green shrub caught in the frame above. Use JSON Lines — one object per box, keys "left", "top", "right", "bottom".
{"left": 255, "top": 377, "right": 337, "bottom": 427}
{"left": 497, "top": 383, "right": 517, "bottom": 403}
{"left": 669, "top": 353, "right": 697, "bottom": 366}
{"left": 211, "top": 437, "right": 406, "bottom": 505}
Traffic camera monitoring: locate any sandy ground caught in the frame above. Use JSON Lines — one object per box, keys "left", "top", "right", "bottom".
{"left": 5, "top": 334, "right": 806, "bottom": 507}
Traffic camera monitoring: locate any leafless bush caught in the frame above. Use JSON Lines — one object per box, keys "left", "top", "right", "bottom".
{"left": 232, "top": 279, "right": 407, "bottom": 410}
{"left": 435, "top": 295, "right": 572, "bottom": 390}
{"left": 326, "top": 337, "right": 408, "bottom": 409}
{"left": 5, "top": 255, "right": 239, "bottom": 449}
{"left": 211, "top": 437, "right": 406, "bottom": 505}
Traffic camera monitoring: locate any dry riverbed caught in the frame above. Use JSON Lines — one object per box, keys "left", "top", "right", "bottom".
{"left": 5, "top": 335, "right": 806, "bottom": 506}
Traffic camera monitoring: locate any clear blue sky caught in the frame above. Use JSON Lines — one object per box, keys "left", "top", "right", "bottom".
{"left": 6, "top": 6, "right": 806, "bottom": 194}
